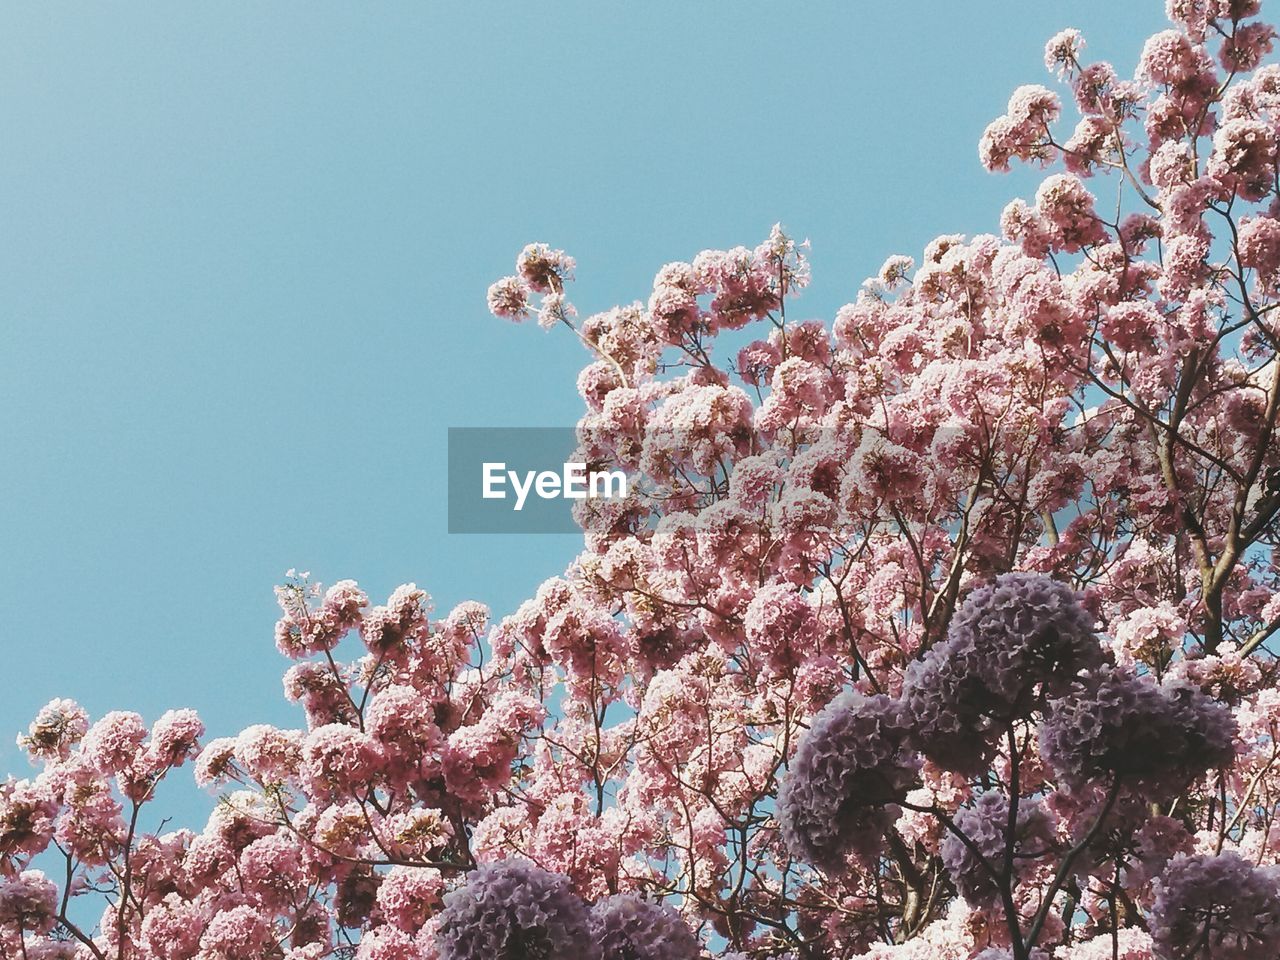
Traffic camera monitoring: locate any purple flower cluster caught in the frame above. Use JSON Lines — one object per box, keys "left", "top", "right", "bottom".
{"left": 1039, "top": 669, "right": 1236, "bottom": 797}
{"left": 903, "top": 573, "right": 1104, "bottom": 774}
{"left": 940, "top": 793, "right": 1057, "bottom": 905}
{"left": 436, "top": 863, "right": 703, "bottom": 960}
{"left": 775, "top": 569, "right": 1245, "bottom": 934}
{"left": 435, "top": 860, "right": 600, "bottom": 960}
{"left": 777, "top": 692, "right": 919, "bottom": 870}
{"left": 590, "top": 894, "right": 701, "bottom": 960}
{"left": 1151, "top": 851, "right": 1280, "bottom": 959}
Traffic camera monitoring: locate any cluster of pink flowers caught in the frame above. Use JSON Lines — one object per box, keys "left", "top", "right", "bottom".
{"left": 487, "top": 243, "right": 577, "bottom": 330}
{"left": 5, "top": 1, "right": 1280, "bottom": 958}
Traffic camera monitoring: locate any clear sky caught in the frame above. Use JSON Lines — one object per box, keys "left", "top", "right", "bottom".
{"left": 0, "top": 2, "right": 1169, "bottom": 791}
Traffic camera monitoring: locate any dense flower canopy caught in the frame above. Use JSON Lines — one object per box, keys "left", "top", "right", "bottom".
{"left": 5, "top": 1, "right": 1280, "bottom": 959}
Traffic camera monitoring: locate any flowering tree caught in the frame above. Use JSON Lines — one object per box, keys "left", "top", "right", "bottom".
{"left": 6, "top": 1, "right": 1280, "bottom": 958}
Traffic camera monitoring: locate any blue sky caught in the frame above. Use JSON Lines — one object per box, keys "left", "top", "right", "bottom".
{"left": 0, "top": 2, "right": 1168, "bottom": 791}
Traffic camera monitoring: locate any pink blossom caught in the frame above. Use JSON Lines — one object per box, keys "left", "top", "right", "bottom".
{"left": 17, "top": 699, "right": 89, "bottom": 762}
{"left": 0, "top": 870, "right": 57, "bottom": 935}
{"left": 516, "top": 242, "right": 575, "bottom": 294}
{"left": 81, "top": 710, "right": 148, "bottom": 775}
{"left": 301, "top": 723, "right": 382, "bottom": 797}
{"left": 199, "top": 905, "right": 276, "bottom": 960}
{"left": 486, "top": 275, "right": 531, "bottom": 321}
{"left": 1238, "top": 216, "right": 1280, "bottom": 286}
{"left": 149, "top": 708, "right": 204, "bottom": 767}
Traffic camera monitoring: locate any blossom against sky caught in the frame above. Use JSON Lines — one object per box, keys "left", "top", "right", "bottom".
{"left": 0, "top": 2, "right": 1163, "bottom": 769}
